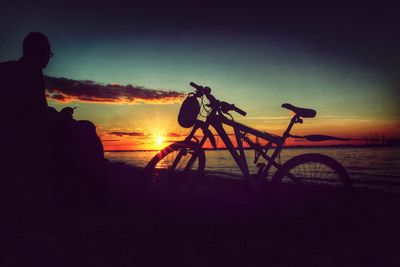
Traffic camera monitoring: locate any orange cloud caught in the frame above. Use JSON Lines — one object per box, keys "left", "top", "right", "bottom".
{"left": 109, "top": 131, "right": 145, "bottom": 137}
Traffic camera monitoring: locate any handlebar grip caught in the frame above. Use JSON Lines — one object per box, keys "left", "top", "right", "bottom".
{"left": 190, "top": 82, "right": 203, "bottom": 91}
{"left": 232, "top": 105, "right": 247, "bottom": 116}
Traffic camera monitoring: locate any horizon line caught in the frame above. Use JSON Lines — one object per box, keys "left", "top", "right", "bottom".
{"left": 104, "top": 143, "right": 400, "bottom": 152}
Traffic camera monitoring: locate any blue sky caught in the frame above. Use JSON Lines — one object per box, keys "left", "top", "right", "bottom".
{"left": 1, "top": 1, "right": 399, "bottom": 149}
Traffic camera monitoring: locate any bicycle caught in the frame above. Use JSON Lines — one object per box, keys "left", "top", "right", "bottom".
{"left": 143, "top": 82, "right": 352, "bottom": 210}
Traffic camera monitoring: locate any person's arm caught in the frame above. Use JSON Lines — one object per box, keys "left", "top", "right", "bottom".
{"left": 40, "top": 70, "right": 49, "bottom": 108}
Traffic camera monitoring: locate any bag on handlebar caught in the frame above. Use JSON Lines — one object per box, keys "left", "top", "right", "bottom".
{"left": 178, "top": 95, "right": 200, "bottom": 128}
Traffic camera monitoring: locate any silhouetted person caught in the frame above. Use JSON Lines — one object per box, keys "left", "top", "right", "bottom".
{"left": 0, "top": 32, "right": 54, "bottom": 157}
{"left": 0, "top": 33, "right": 56, "bottom": 211}
{"left": 0, "top": 33, "right": 106, "bottom": 213}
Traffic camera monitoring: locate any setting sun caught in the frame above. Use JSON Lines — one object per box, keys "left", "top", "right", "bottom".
{"left": 155, "top": 134, "right": 165, "bottom": 149}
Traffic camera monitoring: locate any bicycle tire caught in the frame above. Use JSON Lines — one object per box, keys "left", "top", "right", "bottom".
{"left": 272, "top": 153, "right": 352, "bottom": 187}
{"left": 270, "top": 153, "right": 352, "bottom": 218}
{"left": 140, "top": 141, "right": 205, "bottom": 204}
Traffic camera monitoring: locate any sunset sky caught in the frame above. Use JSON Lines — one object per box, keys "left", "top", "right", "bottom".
{"left": 1, "top": 1, "right": 399, "bottom": 150}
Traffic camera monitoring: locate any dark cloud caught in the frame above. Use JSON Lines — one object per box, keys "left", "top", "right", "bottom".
{"left": 45, "top": 76, "right": 185, "bottom": 104}
{"left": 110, "top": 132, "right": 145, "bottom": 137}
{"left": 49, "top": 93, "right": 70, "bottom": 102}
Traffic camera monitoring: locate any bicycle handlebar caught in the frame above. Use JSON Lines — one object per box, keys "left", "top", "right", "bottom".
{"left": 190, "top": 82, "right": 211, "bottom": 94}
{"left": 189, "top": 82, "right": 202, "bottom": 91}
{"left": 230, "top": 104, "right": 247, "bottom": 116}
{"left": 190, "top": 82, "right": 246, "bottom": 116}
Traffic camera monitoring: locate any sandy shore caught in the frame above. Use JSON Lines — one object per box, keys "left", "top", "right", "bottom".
{"left": 1, "top": 162, "right": 399, "bottom": 266}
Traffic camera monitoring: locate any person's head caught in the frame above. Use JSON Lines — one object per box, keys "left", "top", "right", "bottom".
{"left": 22, "top": 32, "right": 53, "bottom": 69}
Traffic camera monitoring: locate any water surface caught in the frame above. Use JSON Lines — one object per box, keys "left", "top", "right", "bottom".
{"left": 105, "top": 147, "right": 400, "bottom": 191}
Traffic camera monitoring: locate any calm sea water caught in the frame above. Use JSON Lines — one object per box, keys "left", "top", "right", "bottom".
{"left": 105, "top": 147, "right": 400, "bottom": 190}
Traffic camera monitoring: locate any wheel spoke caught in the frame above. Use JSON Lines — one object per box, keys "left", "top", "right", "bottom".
{"left": 288, "top": 162, "right": 343, "bottom": 186}
{"left": 143, "top": 143, "right": 205, "bottom": 201}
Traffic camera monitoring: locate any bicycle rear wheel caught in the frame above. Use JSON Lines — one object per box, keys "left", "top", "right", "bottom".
{"left": 271, "top": 153, "right": 352, "bottom": 218}
{"left": 141, "top": 141, "right": 205, "bottom": 204}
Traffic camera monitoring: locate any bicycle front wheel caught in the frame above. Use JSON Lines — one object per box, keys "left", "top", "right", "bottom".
{"left": 141, "top": 141, "right": 205, "bottom": 203}
{"left": 271, "top": 153, "right": 352, "bottom": 217}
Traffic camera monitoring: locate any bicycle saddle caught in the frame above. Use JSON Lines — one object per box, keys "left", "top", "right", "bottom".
{"left": 281, "top": 103, "right": 316, "bottom": 118}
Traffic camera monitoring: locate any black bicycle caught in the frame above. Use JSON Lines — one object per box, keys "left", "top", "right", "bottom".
{"left": 142, "top": 82, "right": 352, "bottom": 210}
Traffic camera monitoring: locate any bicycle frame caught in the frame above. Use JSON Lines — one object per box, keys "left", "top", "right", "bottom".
{"left": 145, "top": 83, "right": 352, "bottom": 197}
{"left": 183, "top": 106, "right": 302, "bottom": 181}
